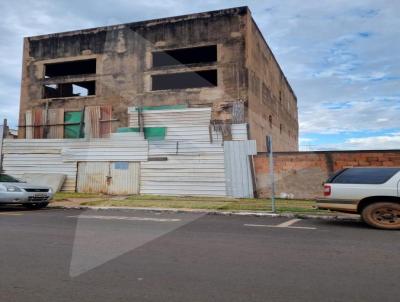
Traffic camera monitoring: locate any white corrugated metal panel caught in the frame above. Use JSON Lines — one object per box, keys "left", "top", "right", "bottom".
{"left": 128, "top": 107, "right": 217, "bottom": 142}
{"left": 141, "top": 153, "right": 226, "bottom": 196}
{"left": 224, "top": 140, "right": 257, "bottom": 198}
{"left": 2, "top": 157, "right": 76, "bottom": 192}
{"left": 109, "top": 132, "right": 145, "bottom": 139}
{"left": 149, "top": 141, "right": 224, "bottom": 156}
{"left": 108, "top": 162, "right": 140, "bottom": 195}
{"left": 1, "top": 134, "right": 148, "bottom": 192}
{"left": 127, "top": 107, "right": 225, "bottom": 143}
{"left": 231, "top": 124, "right": 248, "bottom": 141}
{"left": 128, "top": 107, "right": 211, "bottom": 128}
{"left": 61, "top": 134, "right": 148, "bottom": 162}
{"left": 162, "top": 126, "right": 223, "bottom": 142}
{"left": 164, "top": 126, "right": 209, "bottom": 141}
{"left": 61, "top": 146, "right": 148, "bottom": 162}
{"left": 2, "top": 139, "right": 76, "bottom": 191}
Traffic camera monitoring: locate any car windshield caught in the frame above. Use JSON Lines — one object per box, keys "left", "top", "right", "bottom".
{"left": 0, "top": 174, "right": 21, "bottom": 182}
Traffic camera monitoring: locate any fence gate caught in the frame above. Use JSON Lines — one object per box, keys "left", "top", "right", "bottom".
{"left": 77, "top": 162, "right": 140, "bottom": 194}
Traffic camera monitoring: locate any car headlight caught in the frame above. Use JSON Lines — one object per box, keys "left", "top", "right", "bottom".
{"left": 48, "top": 188, "right": 53, "bottom": 194}
{"left": 6, "top": 186, "right": 23, "bottom": 192}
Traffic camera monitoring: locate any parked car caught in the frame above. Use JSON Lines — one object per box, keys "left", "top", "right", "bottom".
{"left": 317, "top": 167, "right": 400, "bottom": 230}
{"left": 0, "top": 174, "right": 53, "bottom": 209}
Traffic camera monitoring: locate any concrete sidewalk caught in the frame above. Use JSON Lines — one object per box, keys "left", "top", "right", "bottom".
{"left": 49, "top": 203, "right": 361, "bottom": 221}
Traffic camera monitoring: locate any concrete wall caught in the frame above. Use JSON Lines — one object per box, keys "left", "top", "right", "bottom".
{"left": 254, "top": 150, "right": 400, "bottom": 200}
{"left": 18, "top": 7, "right": 299, "bottom": 152}
{"left": 19, "top": 8, "right": 249, "bottom": 138}
{"left": 245, "top": 14, "right": 298, "bottom": 152}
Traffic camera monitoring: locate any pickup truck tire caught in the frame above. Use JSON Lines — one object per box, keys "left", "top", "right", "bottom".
{"left": 361, "top": 202, "right": 400, "bottom": 230}
{"left": 23, "top": 202, "right": 49, "bottom": 210}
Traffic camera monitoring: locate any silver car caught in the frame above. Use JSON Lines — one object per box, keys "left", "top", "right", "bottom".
{"left": 0, "top": 174, "right": 54, "bottom": 209}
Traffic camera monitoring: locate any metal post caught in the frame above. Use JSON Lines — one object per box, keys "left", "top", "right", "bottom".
{"left": 78, "top": 106, "right": 86, "bottom": 138}
{"left": 0, "top": 119, "right": 6, "bottom": 173}
{"left": 266, "top": 136, "right": 276, "bottom": 212}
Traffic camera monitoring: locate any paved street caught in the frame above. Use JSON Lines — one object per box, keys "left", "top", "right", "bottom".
{"left": 0, "top": 207, "right": 399, "bottom": 302}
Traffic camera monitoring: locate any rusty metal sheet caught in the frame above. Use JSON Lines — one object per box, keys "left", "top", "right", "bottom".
{"left": 100, "top": 105, "right": 112, "bottom": 138}
{"left": 77, "top": 161, "right": 140, "bottom": 194}
{"left": 33, "top": 109, "right": 45, "bottom": 139}
{"left": 84, "top": 106, "right": 101, "bottom": 139}
{"left": 48, "top": 108, "right": 64, "bottom": 139}
{"left": 25, "top": 111, "right": 33, "bottom": 139}
{"left": 77, "top": 162, "right": 109, "bottom": 194}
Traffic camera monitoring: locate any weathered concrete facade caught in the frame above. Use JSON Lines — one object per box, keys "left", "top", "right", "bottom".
{"left": 19, "top": 6, "right": 298, "bottom": 151}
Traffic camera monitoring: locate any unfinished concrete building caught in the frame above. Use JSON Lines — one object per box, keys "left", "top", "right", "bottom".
{"left": 18, "top": 6, "right": 298, "bottom": 151}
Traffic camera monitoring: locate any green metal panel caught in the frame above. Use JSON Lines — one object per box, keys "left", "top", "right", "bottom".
{"left": 117, "top": 127, "right": 166, "bottom": 140}
{"left": 117, "top": 127, "right": 140, "bottom": 133}
{"left": 143, "top": 127, "right": 166, "bottom": 140}
{"left": 64, "top": 111, "right": 84, "bottom": 138}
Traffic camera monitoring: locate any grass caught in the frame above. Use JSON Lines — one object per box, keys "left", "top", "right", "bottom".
{"left": 53, "top": 192, "right": 106, "bottom": 201}
{"left": 52, "top": 193, "right": 326, "bottom": 214}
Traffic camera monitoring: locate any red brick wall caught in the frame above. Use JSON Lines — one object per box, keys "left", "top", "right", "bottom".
{"left": 254, "top": 150, "right": 400, "bottom": 199}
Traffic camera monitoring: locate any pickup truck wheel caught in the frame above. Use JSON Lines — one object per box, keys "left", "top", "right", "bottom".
{"left": 23, "top": 203, "right": 49, "bottom": 210}
{"left": 361, "top": 202, "right": 400, "bottom": 230}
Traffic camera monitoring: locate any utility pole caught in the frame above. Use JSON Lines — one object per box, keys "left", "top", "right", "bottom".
{"left": 266, "top": 136, "right": 276, "bottom": 213}
{"left": 0, "top": 119, "right": 6, "bottom": 173}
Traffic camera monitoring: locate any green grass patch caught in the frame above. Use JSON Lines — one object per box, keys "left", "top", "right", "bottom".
{"left": 80, "top": 195, "right": 326, "bottom": 214}
{"left": 53, "top": 192, "right": 105, "bottom": 201}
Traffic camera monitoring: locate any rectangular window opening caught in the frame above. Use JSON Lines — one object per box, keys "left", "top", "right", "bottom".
{"left": 152, "top": 70, "right": 217, "bottom": 91}
{"left": 45, "top": 59, "right": 96, "bottom": 78}
{"left": 43, "top": 81, "right": 96, "bottom": 98}
{"left": 152, "top": 45, "right": 217, "bottom": 68}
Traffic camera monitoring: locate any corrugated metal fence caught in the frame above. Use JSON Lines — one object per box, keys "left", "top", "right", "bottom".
{"left": 1, "top": 133, "right": 148, "bottom": 192}
{"left": 224, "top": 140, "right": 257, "bottom": 198}
{"left": 141, "top": 135, "right": 227, "bottom": 196}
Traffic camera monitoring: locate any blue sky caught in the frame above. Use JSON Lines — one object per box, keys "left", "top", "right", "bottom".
{"left": 0, "top": 0, "right": 399, "bottom": 150}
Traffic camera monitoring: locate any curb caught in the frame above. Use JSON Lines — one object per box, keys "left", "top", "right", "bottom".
{"left": 49, "top": 205, "right": 361, "bottom": 221}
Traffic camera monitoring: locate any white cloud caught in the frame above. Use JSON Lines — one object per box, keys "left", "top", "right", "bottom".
{"left": 300, "top": 97, "right": 400, "bottom": 134}
{"left": 0, "top": 0, "right": 399, "bottom": 142}
{"left": 299, "top": 137, "right": 315, "bottom": 143}
{"left": 344, "top": 133, "right": 400, "bottom": 149}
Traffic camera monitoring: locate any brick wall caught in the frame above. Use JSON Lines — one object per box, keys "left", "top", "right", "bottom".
{"left": 254, "top": 150, "right": 400, "bottom": 200}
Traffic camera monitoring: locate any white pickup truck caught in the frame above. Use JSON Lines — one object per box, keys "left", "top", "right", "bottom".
{"left": 317, "top": 167, "right": 400, "bottom": 230}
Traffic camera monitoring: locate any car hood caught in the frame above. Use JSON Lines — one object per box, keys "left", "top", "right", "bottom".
{"left": 0, "top": 182, "right": 52, "bottom": 190}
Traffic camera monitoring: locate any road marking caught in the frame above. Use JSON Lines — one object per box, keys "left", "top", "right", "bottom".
{"left": 244, "top": 218, "right": 317, "bottom": 230}
{"left": 276, "top": 218, "right": 302, "bottom": 227}
{"left": 0, "top": 212, "right": 23, "bottom": 216}
{"left": 68, "top": 215, "right": 181, "bottom": 222}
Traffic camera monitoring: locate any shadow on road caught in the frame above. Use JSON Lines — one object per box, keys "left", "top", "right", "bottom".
{"left": 0, "top": 205, "right": 53, "bottom": 212}
{"left": 318, "top": 219, "right": 377, "bottom": 230}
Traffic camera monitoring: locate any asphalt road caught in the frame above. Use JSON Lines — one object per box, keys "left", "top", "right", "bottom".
{"left": 0, "top": 207, "right": 399, "bottom": 302}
